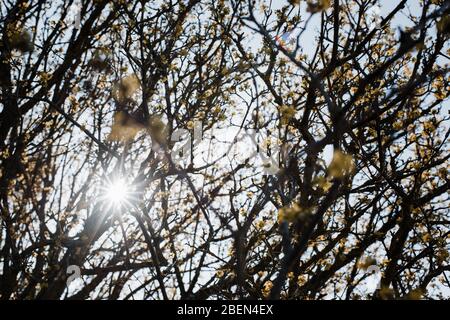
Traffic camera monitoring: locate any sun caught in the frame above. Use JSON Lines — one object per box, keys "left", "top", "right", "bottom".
{"left": 106, "top": 178, "right": 128, "bottom": 204}
{"left": 100, "top": 176, "right": 135, "bottom": 210}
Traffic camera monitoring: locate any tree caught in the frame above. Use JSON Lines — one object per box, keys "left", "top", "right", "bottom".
{"left": 0, "top": 0, "right": 449, "bottom": 300}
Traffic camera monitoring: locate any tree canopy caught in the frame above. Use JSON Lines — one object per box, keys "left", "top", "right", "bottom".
{"left": 0, "top": 0, "right": 449, "bottom": 300}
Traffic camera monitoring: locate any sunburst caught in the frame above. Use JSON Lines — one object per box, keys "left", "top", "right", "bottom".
{"left": 99, "top": 175, "right": 138, "bottom": 211}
